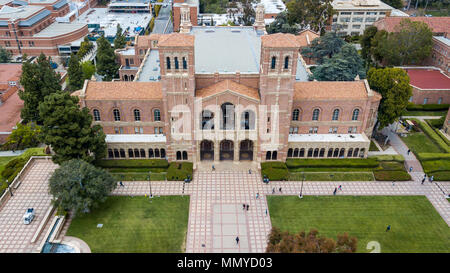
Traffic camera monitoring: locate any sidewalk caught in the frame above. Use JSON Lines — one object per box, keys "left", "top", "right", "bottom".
{"left": 0, "top": 150, "right": 25, "bottom": 157}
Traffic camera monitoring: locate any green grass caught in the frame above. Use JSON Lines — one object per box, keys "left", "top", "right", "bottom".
{"left": 0, "top": 156, "right": 16, "bottom": 195}
{"left": 111, "top": 172, "right": 166, "bottom": 181}
{"left": 427, "top": 10, "right": 450, "bottom": 17}
{"left": 66, "top": 196, "right": 190, "bottom": 253}
{"left": 402, "top": 110, "right": 447, "bottom": 117}
{"left": 267, "top": 196, "right": 450, "bottom": 253}
{"left": 288, "top": 172, "right": 374, "bottom": 181}
{"left": 402, "top": 132, "right": 443, "bottom": 154}
{"left": 369, "top": 140, "right": 379, "bottom": 151}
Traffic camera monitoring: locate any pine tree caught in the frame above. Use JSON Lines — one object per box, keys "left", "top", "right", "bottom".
{"left": 38, "top": 91, "right": 107, "bottom": 164}
{"left": 96, "top": 35, "right": 119, "bottom": 81}
{"left": 67, "top": 53, "right": 84, "bottom": 91}
{"left": 0, "top": 46, "right": 12, "bottom": 63}
{"left": 114, "top": 24, "right": 127, "bottom": 50}
{"left": 18, "top": 53, "right": 61, "bottom": 124}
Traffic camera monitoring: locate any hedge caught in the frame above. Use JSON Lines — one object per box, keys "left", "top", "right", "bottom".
{"left": 413, "top": 119, "right": 450, "bottom": 153}
{"left": 369, "top": 154, "right": 405, "bottom": 162}
{"left": 406, "top": 103, "right": 449, "bottom": 111}
{"left": 149, "top": 17, "right": 155, "bottom": 32}
{"left": 426, "top": 117, "right": 445, "bottom": 129}
{"left": 429, "top": 171, "right": 450, "bottom": 181}
{"left": 0, "top": 147, "right": 45, "bottom": 183}
{"left": 373, "top": 171, "right": 411, "bottom": 181}
{"left": 421, "top": 160, "right": 450, "bottom": 173}
{"left": 435, "top": 129, "right": 450, "bottom": 146}
{"left": 94, "top": 159, "right": 169, "bottom": 169}
{"left": 286, "top": 158, "right": 379, "bottom": 169}
{"left": 261, "top": 162, "right": 289, "bottom": 181}
{"left": 167, "top": 162, "right": 193, "bottom": 181}
{"left": 416, "top": 153, "right": 450, "bottom": 161}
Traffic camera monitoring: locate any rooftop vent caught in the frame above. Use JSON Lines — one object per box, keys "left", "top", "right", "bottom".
{"left": 231, "top": 30, "right": 241, "bottom": 33}
{"left": 205, "top": 30, "right": 215, "bottom": 33}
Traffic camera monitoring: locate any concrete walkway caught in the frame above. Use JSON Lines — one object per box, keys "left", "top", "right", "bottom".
{"left": 0, "top": 150, "right": 25, "bottom": 157}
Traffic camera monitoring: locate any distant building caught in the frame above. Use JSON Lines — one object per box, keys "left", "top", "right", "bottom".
{"left": 0, "top": 63, "right": 22, "bottom": 143}
{"left": 107, "top": 0, "right": 151, "bottom": 13}
{"left": 173, "top": 0, "right": 198, "bottom": 32}
{"left": 331, "top": 0, "right": 393, "bottom": 36}
{"left": 402, "top": 67, "right": 450, "bottom": 105}
{"left": 443, "top": 108, "right": 450, "bottom": 134}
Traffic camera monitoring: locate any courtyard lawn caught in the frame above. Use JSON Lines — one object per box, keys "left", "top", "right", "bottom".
{"left": 402, "top": 110, "right": 448, "bottom": 117}
{"left": 66, "top": 196, "right": 190, "bottom": 253}
{"left": 401, "top": 132, "right": 443, "bottom": 154}
{"left": 289, "top": 172, "right": 374, "bottom": 181}
{"left": 267, "top": 196, "right": 450, "bottom": 253}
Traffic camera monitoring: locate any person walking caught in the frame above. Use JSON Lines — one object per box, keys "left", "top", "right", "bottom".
{"left": 407, "top": 149, "right": 410, "bottom": 155}
{"left": 338, "top": 185, "right": 342, "bottom": 191}
{"left": 119, "top": 181, "right": 124, "bottom": 187}
{"left": 265, "top": 209, "right": 268, "bottom": 216}
{"left": 246, "top": 204, "right": 249, "bottom": 211}
{"left": 236, "top": 236, "right": 240, "bottom": 245}
{"left": 249, "top": 169, "right": 252, "bottom": 174}
{"left": 272, "top": 188, "right": 275, "bottom": 194}
{"left": 386, "top": 225, "right": 391, "bottom": 232}
{"left": 430, "top": 175, "right": 434, "bottom": 182}
{"left": 333, "top": 187, "right": 337, "bottom": 195}
{"left": 256, "top": 193, "right": 259, "bottom": 199}
{"left": 243, "top": 203, "right": 246, "bottom": 210}
{"left": 409, "top": 166, "right": 413, "bottom": 172}
{"left": 421, "top": 177, "right": 426, "bottom": 184}
{"left": 212, "top": 164, "right": 215, "bottom": 171}
{"left": 279, "top": 187, "right": 282, "bottom": 193}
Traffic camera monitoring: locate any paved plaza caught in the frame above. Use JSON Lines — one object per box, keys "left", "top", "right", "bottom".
{"left": 0, "top": 158, "right": 58, "bottom": 253}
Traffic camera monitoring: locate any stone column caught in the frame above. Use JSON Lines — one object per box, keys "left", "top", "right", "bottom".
{"left": 233, "top": 140, "right": 239, "bottom": 162}
{"left": 214, "top": 141, "right": 219, "bottom": 162}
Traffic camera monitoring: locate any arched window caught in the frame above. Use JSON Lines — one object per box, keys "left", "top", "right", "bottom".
{"left": 128, "top": 148, "right": 134, "bottom": 158}
{"left": 120, "top": 149, "right": 126, "bottom": 158}
{"left": 93, "top": 109, "right": 101, "bottom": 121}
{"left": 134, "top": 148, "right": 140, "bottom": 158}
{"left": 293, "top": 148, "right": 298, "bottom": 157}
{"left": 174, "top": 57, "right": 179, "bottom": 69}
{"left": 160, "top": 148, "right": 166, "bottom": 158}
{"left": 108, "top": 149, "right": 113, "bottom": 158}
{"left": 201, "top": 110, "right": 214, "bottom": 130}
{"left": 155, "top": 149, "right": 160, "bottom": 158}
{"left": 347, "top": 148, "right": 353, "bottom": 157}
{"left": 307, "top": 148, "right": 313, "bottom": 157}
{"left": 272, "top": 151, "right": 277, "bottom": 160}
{"left": 284, "top": 56, "right": 289, "bottom": 69}
{"left": 332, "top": 109, "right": 340, "bottom": 121}
{"left": 182, "top": 57, "right": 187, "bottom": 69}
{"left": 359, "top": 148, "right": 365, "bottom": 158}
{"left": 166, "top": 57, "right": 171, "bottom": 69}
{"left": 352, "top": 109, "right": 360, "bottom": 121}
{"left": 134, "top": 109, "right": 141, "bottom": 121}
{"left": 271, "top": 56, "right": 276, "bottom": 69}
{"left": 154, "top": 109, "right": 161, "bottom": 121}
{"left": 140, "top": 149, "right": 146, "bottom": 158}
{"left": 241, "top": 110, "right": 255, "bottom": 130}
{"left": 148, "top": 148, "right": 154, "bottom": 158}
{"left": 313, "top": 148, "right": 319, "bottom": 157}
{"left": 292, "top": 109, "right": 300, "bottom": 121}
{"left": 299, "top": 148, "right": 305, "bottom": 157}
{"left": 113, "top": 109, "right": 121, "bottom": 121}
{"left": 114, "top": 149, "right": 119, "bottom": 158}
{"left": 339, "top": 148, "right": 345, "bottom": 157}
{"left": 312, "top": 109, "right": 320, "bottom": 121}
{"left": 353, "top": 148, "right": 359, "bottom": 157}
{"left": 176, "top": 151, "right": 182, "bottom": 160}
{"left": 182, "top": 151, "right": 188, "bottom": 160}
{"left": 221, "top": 103, "right": 235, "bottom": 130}
{"left": 327, "top": 148, "right": 333, "bottom": 157}
{"left": 319, "top": 148, "right": 325, "bottom": 157}
{"left": 266, "top": 151, "right": 271, "bottom": 160}
{"left": 333, "top": 148, "right": 339, "bottom": 157}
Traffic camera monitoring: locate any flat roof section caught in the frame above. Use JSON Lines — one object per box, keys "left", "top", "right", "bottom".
{"left": 191, "top": 26, "right": 262, "bottom": 74}
{"left": 288, "top": 133, "right": 369, "bottom": 143}
{"left": 406, "top": 68, "right": 450, "bottom": 90}
{"left": 137, "top": 49, "right": 160, "bottom": 82}
{"left": 0, "top": 5, "right": 44, "bottom": 20}
{"left": 105, "top": 134, "right": 166, "bottom": 143}
{"left": 434, "top": 36, "right": 450, "bottom": 47}
{"left": 33, "top": 22, "right": 86, "bottom": 38}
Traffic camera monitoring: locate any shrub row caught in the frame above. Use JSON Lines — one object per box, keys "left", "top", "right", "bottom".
{"left": 167, "top": 162, "right": 193, "bottom": 181}
{"left": 421, "top": 160, "right": 450, "bottom": 173}
{"left": 426, "top": 117, "right": 445, "bottom": 129}
{"left": 406, "top": 103, "right": 449, "bottom": 111}
{"left": 373, "top": 171, "right": 411, "bottom": 181}
{"left": 285, "top": 158, "right": 379, "bottom": 169}
{"left": 0, "top": 148, "right": 46, "bottom": 184}
{"left": 416, "top": 153, "right": 450, "bottom": 161}
{"left": 414, "top": 119, "right": 450, "bottom": 153}
{"left": 369, "top": 154, "right": 405, "bottom": 162}
{"left": 94, "top": 159, "right": 169, "bottom": 169}
{"left": 429, "top": 171, "right": 450, "bottom": 181}
{"left": 261, "top": 162, "right": 289, "bottom": 181}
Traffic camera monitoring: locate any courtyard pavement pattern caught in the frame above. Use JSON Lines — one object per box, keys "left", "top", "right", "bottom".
{"left": 0, "top": 159, "right": 58, "bottom": 253}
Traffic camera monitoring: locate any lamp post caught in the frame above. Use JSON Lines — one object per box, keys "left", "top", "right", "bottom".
{"left": 6, "top": 179, "right": 13, "bottom": 197}
{"left": 299, "top": 172, "right": 304, "bottom": 199}
{"left": 148, "top": 171, "right": 153, "bottom": 198}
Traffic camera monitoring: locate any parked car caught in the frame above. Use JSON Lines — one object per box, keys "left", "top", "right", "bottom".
{"left": 23, "top": 208, "right": 35, "bottom": 225}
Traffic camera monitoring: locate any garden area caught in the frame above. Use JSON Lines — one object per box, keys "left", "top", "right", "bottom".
{"left": 401, "top": 103, "right": 448, "bottom": 118}
{"left": 94, "top": 159, "right": 193, "bottom": 181}
{"left": 267, "top": 195, "right": 450, "bottom": 253}
{"left": 65, "top": 196, "right": 190, "bottom": 253}
{"left": 261, "top": 156, "right": 411, "bottom": 182}
{"left": 401, "top": 117, "right": 450, "bottom": 181}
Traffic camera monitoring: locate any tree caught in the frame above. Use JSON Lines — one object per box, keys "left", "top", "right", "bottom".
{"left": 371, "top": 19, "right": 433, "bottom": 66}
{"left": 301, "top": 32, "right": 345, "bottom": 64}
{"left": 383, "top": 0, "right": 404, "bottom": 8}
{"left": 77, "top": 36, "right": 93, "bottom": 59}
{"left": 241, "top": 0, "right": 256, "bottom": 26}
{"left": 286, "top": 0, "right": 334, "bottom": 33}
{"left": 360, "top": 26, "right": 378, "bottom": 67}
{"left": 0, "top": 46, "right": 12, "bottom": 63}
{"left": 96, "top": 35, "right": 119, "bottom": 81}
{"left": 114, "top": 24, "right": 127, "bottom": 50}
{"left": 49, "top": 159, "right": 116, "bottom": 215}
{"left": 67, "top": 53, "right": 84, "bottom": 91}
{"left": 81, "top": 61, "right": 96, "bottom": 81}
{"left": 1, "top": 123, "right": 41, "bottom": 151}
{"left": 18, "top": 53, "right": 61, "bottom": 124}
{"left": 367, "top": 67, "right": 412, "bottom": 129}
{"left": 267, "top": 12, "right": 299, "bottom": 34}
{"left": 312, "top": 44, "right": 366, "bottom": 81}
{"left": 266, "top": 227, "right": 357, "bottom": 253}
{"left": 38, "top": 91, "right": 107, "bottom": 164}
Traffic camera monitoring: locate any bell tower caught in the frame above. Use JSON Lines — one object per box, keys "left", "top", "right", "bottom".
{"left": 180, "top": 3, "right": 192, "bottom": 33}
{"left": 254, "top": 3, "right": 266, "bottom": 34}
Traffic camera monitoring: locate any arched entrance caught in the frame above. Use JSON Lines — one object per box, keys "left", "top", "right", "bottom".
{"left": 239, "top": 139, "right": 253, "bottom": 160}
{"left": 200, "top": 140, "right": 214, "bottom": 160}
{"left": 220, "top": 140, "right": 234, "bottom": 160}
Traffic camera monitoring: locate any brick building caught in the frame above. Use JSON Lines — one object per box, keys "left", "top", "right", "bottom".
{"left": 403, "top": 68, "right": 450, "bottom": 105}
{"left": 0, "top": 3, "right": 88, "bottom": 56}
{"left": 0, "top": 63, "right": 22, "bottom": 143}
{"left": 75, "top": 7, "right": 381, "bottom": 165}
{"left": 444, "top": 108, "right": 450, "bottom": 135}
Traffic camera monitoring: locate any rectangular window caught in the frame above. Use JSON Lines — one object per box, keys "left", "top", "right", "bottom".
{"left": 366, "top": 12, "right": 377, "bottom": 15}
{"left": 353, "top": 127, "right": 357, "bottom": 133}
{"left": 379, "top": 12, "right": 386, "bottom": 15}
{"left": 340, "top": 12, "right": 351, "bottom": 15}
{"left": 365, "top": 18, "right": 376, "bottom": 22}
{"left": 135, "top": 127, "right": 143, "bottom": 134}
{"left": 290, "top": 127, "right": 294, "bottom": 134}
{"left": 340, "top": 17, "right": 350, "bottom": 23}
{"left": 333, "top": 127, "right": 338, "bottom": 134}
{"left": 309, "top": 127, "right": 318, "bottom": 134}
{"left": 354, "top": 12, "right": 364, "bottom": 15}
{"left": 353, "top": 25, "right": 361, "bottom": 29}
{"left": 129, "top": 58, "right": 134, "bottom": 65}
{"left": 154, "top": 127, "right": 158, "bottom": 134}
{"left": 159, "top": 127, "right": 163, "bottom": 134}
{"left": 348, "top": 127, "right": 353, "bottom": 133}
{"left": 423, "top": 98, "right": 429, "bottom": 104}
{"left": 352, "top": 17, "right": 363, "bottom": 22}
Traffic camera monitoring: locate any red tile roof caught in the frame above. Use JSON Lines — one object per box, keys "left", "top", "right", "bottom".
{"left": 261, "top": 33, "right": 300, "bottom": 48}
{"left": 196, "top": 80, "right": 260, "bottom": 100}
{"left": 405, "top": 68, "right": 450, "bottom": 90}
{"left": 0, "top": 64, "right": 22, "bottom": 85}
{"left": 294, "top": 81, "right": 369, "bottom": 100}
{"left": 373, "top": 17, "right": 450, "bottom": 35}
{"left": 0, "top": 91, "right": 23, "bottom": 133}
{"left": 83, "top": 81, "right": 162, "bottom": 100}
{"left": 158, "top": 33, "right": 195, "bottom": 47}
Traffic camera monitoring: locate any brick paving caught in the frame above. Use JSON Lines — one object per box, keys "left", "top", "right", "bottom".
{"left": 0, "top": 159, "right": 58, "bottom": 253}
